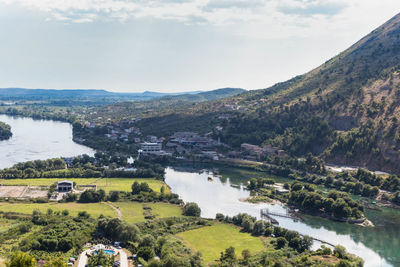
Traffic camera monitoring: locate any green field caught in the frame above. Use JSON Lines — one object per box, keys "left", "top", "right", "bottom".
{"left": 115, "top": 202, "right": 182, "bottom": 224}
{"left": 0, "top": 201, "right": 182, "bottom": 224}
{"left": 0, "top": 202, "right": 117, "bottom": 218}
{"left": 0, "top": 177, "right": 168, "bottom": 193}
{"left": 176, "top": 223, "right": 265, "bottom": 264}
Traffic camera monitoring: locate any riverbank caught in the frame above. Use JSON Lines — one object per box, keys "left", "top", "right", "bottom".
{"left": 165, "top": 166, "right": 396, "bottom": 266}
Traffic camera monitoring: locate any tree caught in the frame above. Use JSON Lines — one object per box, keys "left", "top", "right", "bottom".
{"left": 43, "top": 257, "right": 68, "bottom": 267}
{"left": 62, "top": 209, "right": 69, "bottom": 216}
{"left": 334, "top": 245, "right": 347, "bottom": 259}
{"left": 241, "top": 249, "right": 251, "bottom": 261}
{"left": 109, "top": 191, "right": 120, "bottom": 202}
{"left": 132, "top": 181, "right": 153, "bottom": 195}
{"left": 88, "top": 250, "right": 114, "bottom": 267}
{"left": 291, "top": 183, "right": 303, "bottom": 191}
{"left": 137, "top": 246, "right": 155, "bottom": 261}
{"left": 220, "top": 246, "right": 236, "bottom": 265}
{"left": 242, "top": 218, "right": 254, "bottom": 233}
{"left": 249, "top": 178, "right": 258, "bottom": 189}
{"left": 6, "top": 252, "right": 36, "bottom": 267}
{"left": 252, "top": 220, "right": 265, "bottom": 235}
{"left": 140, "top": 234, "right": 156, "bottom": 248}
{"left": 183, "top": 202, "right": 201, "bottom": 217}
{"left": 276, "top": 237, "right": 287, "bottom": 249}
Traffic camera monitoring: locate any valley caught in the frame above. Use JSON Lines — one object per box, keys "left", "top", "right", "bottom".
{"left": 2, "top": 10, "right": 400, "bottom": 267}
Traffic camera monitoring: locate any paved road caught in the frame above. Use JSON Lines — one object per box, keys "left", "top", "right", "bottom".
{"left": 117, "top": 249, "right": 128, "bottom": 267}
{"left": 77, "top": 249, "right": 90, "bottom": 267}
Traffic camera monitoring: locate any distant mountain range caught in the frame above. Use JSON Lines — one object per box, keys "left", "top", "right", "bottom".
{"left": 0, "top": 88, "right": 245, "bottom": 105}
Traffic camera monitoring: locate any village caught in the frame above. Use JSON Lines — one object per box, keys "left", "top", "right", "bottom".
{"left": 81, "top": 118, "right": 286, "bottom": 163}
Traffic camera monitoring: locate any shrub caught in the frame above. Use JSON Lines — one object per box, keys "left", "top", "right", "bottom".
{"left": 182, "top": 202, "right": 201, "bottom": 217}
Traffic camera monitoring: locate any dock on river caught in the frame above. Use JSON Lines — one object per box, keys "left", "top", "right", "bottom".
{"left": 260, "top": 208, "right": 336, "bottom": 247}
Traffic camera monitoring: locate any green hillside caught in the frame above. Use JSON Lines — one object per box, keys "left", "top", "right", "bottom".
{"left": 137, "top": 13, "right": 400, "bottom": 173}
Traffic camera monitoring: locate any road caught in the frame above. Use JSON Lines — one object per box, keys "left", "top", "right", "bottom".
{"left": 117, "top": 249, "right": 128, "bottom": 267}
{"left": 77, "top": 249, "right": 90, "bottom": 267}
{"left": 105, "top": 202, "right": 122, "bottom": 219}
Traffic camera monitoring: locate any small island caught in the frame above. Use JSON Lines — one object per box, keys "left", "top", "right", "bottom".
{"left": 0, "top": 121, "right": 12, "bottom": 141}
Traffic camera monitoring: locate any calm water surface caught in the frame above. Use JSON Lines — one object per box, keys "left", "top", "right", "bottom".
{"left": 0, "top": 114, "right": 94, "bottom": 169}
{"left": 165, "top": 165, "right": 400, "bottom": 267}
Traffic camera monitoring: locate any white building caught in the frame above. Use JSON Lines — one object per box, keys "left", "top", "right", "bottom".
{"left": 141, "top": 142, "right": 162, "bottom": 153}
{"left": 57, "top": 180, "right": 74, "bottom": 192}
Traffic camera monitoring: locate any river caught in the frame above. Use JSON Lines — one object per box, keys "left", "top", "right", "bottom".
{"left": 0, "top": 114, "right": 94, "bottom": 169}
{"left": 165, "top": 164, "right": 400, "bottom": 267}
{"left": 0, "top": 114, "right": 398, "bottom": 266}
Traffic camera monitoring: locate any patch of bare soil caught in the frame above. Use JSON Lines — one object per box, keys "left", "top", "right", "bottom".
{"left": 0, "top": 186, "right": 27, "bottom": 198}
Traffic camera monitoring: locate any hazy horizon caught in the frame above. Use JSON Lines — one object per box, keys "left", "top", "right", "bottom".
{"left": 0, "top": 0, "right": 399, "bottom": 93}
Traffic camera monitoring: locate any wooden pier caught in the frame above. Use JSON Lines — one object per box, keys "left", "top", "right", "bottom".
{"left": 261, "top": 208, "right": 292, "bottom": 219}
{"left": 260, "top": 209, "right": 279, "bottom": 224}
{"left": 260, "top": 208, "right": 335, "bottom": 247}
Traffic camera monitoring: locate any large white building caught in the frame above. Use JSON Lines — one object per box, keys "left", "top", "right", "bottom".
{"left": 141, "top": 142, "right": 162, "bottom": 153}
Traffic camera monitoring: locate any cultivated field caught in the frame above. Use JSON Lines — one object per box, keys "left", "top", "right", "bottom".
{"left": 176, "top": 223, "right": 265, "bottom": 264}
{"left": 115, "top": 202, "right": 182, "bottom": 224}
{"left": 0, "top": 177, "right": 168, "bottom": 193}
{"left": 0, "top": 202, "right": 117, "bottom": 218}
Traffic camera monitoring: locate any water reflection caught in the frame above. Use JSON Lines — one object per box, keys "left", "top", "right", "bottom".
{"left": 0, "top": 114, "right": 94, "bottom": 169}
{"left": 165, "top": 165, "right": 395, "bottom": 267}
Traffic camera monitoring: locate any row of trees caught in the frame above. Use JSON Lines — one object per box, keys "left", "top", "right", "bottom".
{"left": 288, "top": 184, "right": 364, "bottom": 220}
{"left": 0, "top": 157, "right": 165, "bottom": 180}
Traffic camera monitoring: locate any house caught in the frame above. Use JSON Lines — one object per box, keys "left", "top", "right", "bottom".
{"left": 57, "top": 180, "right": 74, "bottom": 192}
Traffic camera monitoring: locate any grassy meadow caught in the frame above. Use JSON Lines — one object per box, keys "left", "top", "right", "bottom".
{"left": 0, "top": 177, "right": 168, "bottom": 193}
{"left": 176, "top": 223, "right": 265, "bottom": 264}
{"left": 115, "top": 202, "right": 182, "bottom": 224}
{"left": 0, "top": 202, "right": 117, "bottom": 218}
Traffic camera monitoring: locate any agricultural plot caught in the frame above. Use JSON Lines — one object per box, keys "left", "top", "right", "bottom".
{"left": 115, "top": 202, "right": 182, "bottom": 224}
{"left": 176, "top": 223, "right": 265, "bottom": 264}
{"left": 0, "top": 186, "right": 26, "bottom": 198}
{"left": 0, "top": 185, "right": 49, "bottom": 199}
{"left": 0, "top": 177, "right": 167, "bottom": 193}
{"left": 0, "top": 202, "right": 117, "bottom": 218}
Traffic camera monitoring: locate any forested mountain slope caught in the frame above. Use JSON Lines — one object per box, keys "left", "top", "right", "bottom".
{"left": 138, "top": 13, "right": 400, "bottom": 173}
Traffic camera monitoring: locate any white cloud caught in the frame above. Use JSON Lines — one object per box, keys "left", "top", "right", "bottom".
{"left": 0, "top": 0, "right": 351, "bottom": 25}
{"left": 0, "top": 0, "right": 399, "bottom": 40}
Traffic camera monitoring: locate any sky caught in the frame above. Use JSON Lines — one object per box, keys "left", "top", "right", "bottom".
{"left": 0, "top": 0, "right": 399, "bottom": 93}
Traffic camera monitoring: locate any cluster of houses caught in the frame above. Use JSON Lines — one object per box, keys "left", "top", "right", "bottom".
{"left": 137, "top": 131, "right": 287, "bottom": 162}
{"left": 104, "top": 124, "right": 141, "bottom": 142}
{"left": 82, "top": 117, "right": 286, "bottom": 163}
{"left": 164, "top": 132, "right": 221, "bottom": 160}
{"left": 238, "top": 143, "right": 285, "bottom": 161}
{"left": 138, "top": 132, "right": 221, "bottom": 160}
